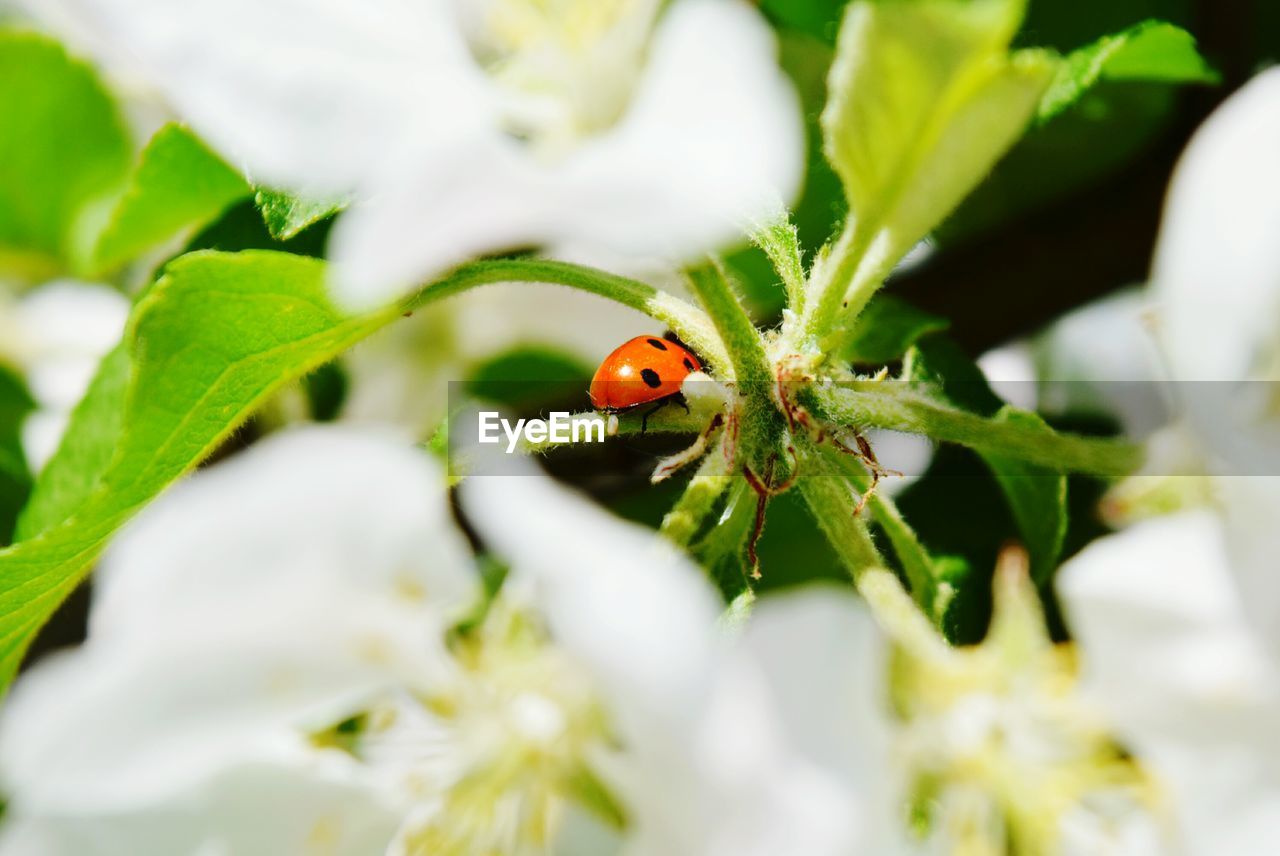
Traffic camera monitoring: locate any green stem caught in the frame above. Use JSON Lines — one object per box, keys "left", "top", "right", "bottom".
{"left": 660, "top": 440, "right": 732, "bottom": 547}
{"left": 811, "top": 439, "right": 939, "bottom": 613}
{"left": 403, "top": 258, "right": 731, "bottom": 376}
{"left": 801, "top": 222, "right": 869, "bottom": 347}
{"left": 516, "top": 407, "right": 702, "bottom": 454}
{"left": 691, "top": 477, "right": 757, "bottom": 600}
{"left": 795, "top": 444, "right": 883, "bottom": 583}
{"left": 857, "top": 568, "right": 953, "bottom": 660}
{"left": 750, "top": 216, "right": 807, "bottom": 316}
{"left": 684, "top": 259, "right": 772, "bottom": 389}
{"left": 807, "top": 385, "right": 1142, "bottom": 476}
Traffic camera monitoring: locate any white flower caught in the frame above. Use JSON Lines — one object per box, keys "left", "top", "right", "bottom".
{"left": 60, "top": 0, "right": 804, "bottom": 309}
{"left": 1059, "top": 68, "right": 1280, "bottom": 855}
{"left": 0, "top": 281, "right": 129, "bottom": 471}
{"left": 0, "top": 426, "right": 886, "bottom": 855}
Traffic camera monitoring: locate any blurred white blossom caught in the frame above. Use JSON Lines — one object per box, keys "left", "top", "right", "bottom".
{"left": 0, "top": 281, "right": 128, "bottom": 471}
{"left": 1060, "top": 67, "right": 1280, "bottom": 856}
{"left": 0, "top": 427, "right": 885, "bottom": 855}
{"left": 859, "top": 562, "right": 1158, "bottom": 856}
{"left": 57, "top": 0, "right": 804, "bottom": 309}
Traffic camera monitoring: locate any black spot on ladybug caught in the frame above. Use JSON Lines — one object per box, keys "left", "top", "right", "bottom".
{"left": 646, "top": 338, "right": 668, "bottom": 351}
{"left": 683, "top": 357, "right": 695, "bottom": 371}
{"left": 640, "top": 368, "right": 662, "bottom": 388}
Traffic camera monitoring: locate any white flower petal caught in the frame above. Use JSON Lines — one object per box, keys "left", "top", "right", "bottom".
{"left": 19, "top": 410, "right": 69, "bottom": 475}
{"left": 64, "top": 0, "right": 492, "bottom": 192}
{"left": 2, "top": 281, "right": 128, "bottom": 409}
{"left": 91, "top": 426, "right": 477, "bottom": 638}
{"left": 329, "top": 0, "right": 802, "bottom": 309}
{"left": 1032, "top": 290, "right": 1170, "bottom": 438}
{"left": 616, "top": 589, "right": 886, "bottom": 856}
{"left": 1153, "top": 67, "right": 1280, "bottom": 384}
{"left": 976, "top": 342, "right": 1037, "bottom": 412}
{"left": 1, "top": 427, "right": 479, "bottom": 812}
{"left": 1059, "top": 512, "right": 1280, "bottom": 745}
{"left": 548, "top": 0, "right": 804, "bottom": 262}
{"left": 328, "top": 133, "right": 543, "bottom": 307}
{"left": 731, "top": 588, "right": 893, "bottom": 851}
{"left": 1216, "top": 476, "right": 1280, "bottom": 657}
{"left": 0, "top": 747, "right": 401, "bottom": 856}
{"left": 739, "top": 588, "right": 890, "bottom": 787}
{"left": 461, "top": 470, "right": 722, "bottom": 727}
{"left": 0, "top": 282, "right": 128, "bottom": 472}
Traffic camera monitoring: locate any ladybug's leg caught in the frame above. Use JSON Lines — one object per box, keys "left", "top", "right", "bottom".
{"left": 640, "top": 398, "right": 671, "bottom": 434}
{"left": 673, "top": 392, "right": 690, "bottom": 414}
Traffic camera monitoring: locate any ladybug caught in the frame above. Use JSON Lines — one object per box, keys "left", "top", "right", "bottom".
{"left": 589, "top": 335, "right": 703, "bottom": 416}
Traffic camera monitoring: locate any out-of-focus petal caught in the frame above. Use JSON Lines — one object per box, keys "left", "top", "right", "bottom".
{"left": 92, "top": 426, "right": 478, "bottom": 638}
{"left": 1153, "top": 67, "right": 1280, "bottom": 384}
{"left": 1216, "top": 476, "right": 1280, "bottom": 657}
{"left": 6, "top": 282, "right": 128, "bottom": 409}
{"left": 461, "top": 469, "right": 722, "bottom": 728}
{"left": 0, "top": 281, "right": 128, "bottom": 472}
{"left": 0, "top": 747, "right": 402, "bottom": 856}
{"left": 63, "top": 0, "right": 493, "bottom": 192}
{"left": 549, "top": 0, "right": 803, "bottom": 262}
{"left": 613, "top": 589, "right": 886, "bottom": 856}
{"left": 329, "top": 0, "right": 802, "bottom": 309}
{"left": 1060, "top": 512, "right": 1279, "bottom": 745}
{"left": 977, "top": 342, "right": 1037, "bottom": 411}
{"left": 1059, "top": 511, "right": 1280, "bottom": 855}
{"left": 1, "top": 427, "right": 478, "bottom": 813}
{"left": 1032, "top": 290, "right": 1170, "bottom": 439}
{"left": 730, "top": 588, "right": 894, "bottom": 852}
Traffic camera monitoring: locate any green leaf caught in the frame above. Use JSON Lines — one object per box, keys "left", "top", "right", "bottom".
{"left": 903, "top": 335, "right": 1004, "bottom": 416}
{"left": 942, "top": 1, "right": 1201, "bottom": 243}
{"left": 904, "top": 338, "right": 1067, "bottom": 582}
{"left": 809, "top": 0, "right": 1055, "bottom": 333}
{"left": 975, "top": 408, "right": 1068, "bottom": 583}
{"left": 91, "top": 124, "right": 251, "bottom": 273}
{"left": 0, "top": 366, "right": 34, "bottom": 546}
{"left": 838, "top": 295, "right": 948, "bottom": 365}
{"left": 0, "top": 29, "right": 130, "bottom": 277}
{"left": 1038, "top": 21, "right": 1218, "bottom": 122}
{"left": 254, "top": 188, "right": 345, "bottom": 241}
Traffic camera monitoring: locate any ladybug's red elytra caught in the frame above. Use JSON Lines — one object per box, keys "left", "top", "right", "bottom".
{"left": 589, "top": 335, "right": 703, "bottom": 412}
